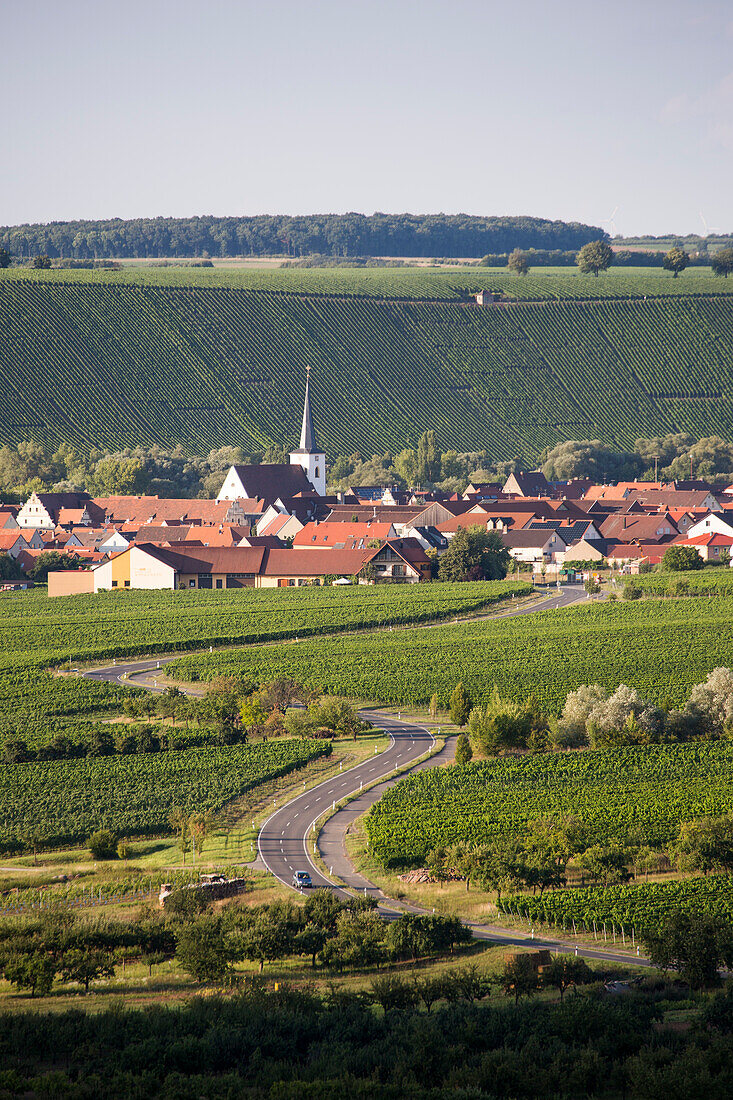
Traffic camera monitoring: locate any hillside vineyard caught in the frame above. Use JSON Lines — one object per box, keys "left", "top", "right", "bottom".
{"left": 3, "top": 278, "right": 733, "bottom": 458}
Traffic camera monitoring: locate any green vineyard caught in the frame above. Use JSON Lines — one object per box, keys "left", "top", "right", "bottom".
{"left": 499, "top": 876, "right": 733, "bottom": 934}
{"left": 0, "top": 581, "right": 527, "bottom": 750}
{"left": 0, "top": 739, "right": 330, "bottom": 849}
{"left": 167, "top": 594, "right": 733, "bottom": 712}
{"left": 364, "top": 742, "right": 733, "bottom": 867}
{"left": 3, "top": 268, "right": 733, "bottom": 457}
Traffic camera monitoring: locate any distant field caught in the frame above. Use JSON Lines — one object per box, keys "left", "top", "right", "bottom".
{"left": 2, "top": 264, "right": 732, "bottom": 300}
{"left": 167, "top": 595, "right": 733, "bottom": 712}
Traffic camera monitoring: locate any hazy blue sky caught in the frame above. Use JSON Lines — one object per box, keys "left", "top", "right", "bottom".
{"left": 2, "top": 0, "right": 733, "bottom": 235}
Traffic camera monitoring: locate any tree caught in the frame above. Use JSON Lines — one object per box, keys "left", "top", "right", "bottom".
{"left": 543, "top": 955, "right": 593, "bottom": 1001}
{"left": 449, "top": 682, "right": 472, "bottom": 728}
{"left": 663, "top": 246, "right": 689, "bottom": 278}
{"left": 87, "top": 829, "right": 118, "bottom": 860}
{"left": 168, "top": 807, "right": 192, "bottom": 864}
{"left": 429, "top": 694, "right": 439, "bottom": 719}
{"left": 454, "top": 732, "right": 473, "bottom": 764}
{"left": 584, "top": 577, "right": 601, "bottom": 595}
{"left": 239, "top": 691, "right": 268, "bottom": 734}
{"left": 190, "top": 811, "right": 215, "bottom": 863}
{"left": 438, "top": 526, "right": 510, "bottom": 582}
{"left": 675, "top": 816, "right": 733, "bottom": 875}
{"left": 0, "top": 554, "right": 23, "bottom": 581}
{"left": 577, "top": 239, "right": 614, "bottom": 276}
{"left": 3, "top": 952, "right": 55, "bottom": 997}
{"left": 507, "top": 248, "right": 530, "bottom": 275}
{"left": 642, "top": 913, "right": 733, "bottom": 988}
{"left": 711, "top": 247, "right": 733, "bottom": 278}
{"left": 31, "top": 255, "right": 52, "bottom": 269}
{"left": 369, "top": 975, "right": 418, "bottom": 1012}
{"left": 59, "top": 948, "right": 115, "bottom": 994}
{"left": 175, "top": 916, "right": 233, "bottom": 982}
{"left": 501, "top": 954, "right": 539, "bottom": 1004}
{"left": 0, "top": 247, "right": 12, "bottom": 269}
{"left": 27, "top": 551, "right": 87, "bottom": 583}
{"left": 416, "top": 430, "right": 440, "bottom": 484}
{"left": 662, "top": 545, "right": 704, "bottom": 571}
{"left": 576, "top": 844, "right": 631, "bottom": 887}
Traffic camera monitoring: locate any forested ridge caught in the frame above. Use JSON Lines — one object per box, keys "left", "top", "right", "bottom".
{"left": 0, "top": 212, "right": 604, "bottom": 260}
{"left": 3, "top": 272, "right": 733, "bottom": 459}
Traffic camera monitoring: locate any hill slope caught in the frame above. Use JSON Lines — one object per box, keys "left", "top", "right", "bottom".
{"left": 3, "top": 273, "right": 733, "bottom": 459}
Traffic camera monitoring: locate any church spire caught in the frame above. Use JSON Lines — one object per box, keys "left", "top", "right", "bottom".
{"left": 299, "top": 366, "right": 317, "bottom": 453}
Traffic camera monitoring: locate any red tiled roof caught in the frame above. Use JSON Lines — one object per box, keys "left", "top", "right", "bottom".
{"left": 293, "top": 522, "right": 394, "bottom": 547}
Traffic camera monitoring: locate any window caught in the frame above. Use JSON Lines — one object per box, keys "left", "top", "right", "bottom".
{"left": 216, "top": 579, "right": 223, "bottom": 589}
{"left": 189, "top": 579, "right": 196, "bottom": 588}
{"left": 124, "top": 580, "right": 130, "bottom": 588}
{"left": 315, "top": 466, "right": 320, "bottom": 478}
{"left": 111, "top": 580, "right": 118, "bottom": 588}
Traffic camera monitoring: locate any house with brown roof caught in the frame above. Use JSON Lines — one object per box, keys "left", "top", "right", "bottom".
{"left": 0, "top": 530, "right": 40, "bottom": 558}
{"left": 599, "top": 513, "right": 679, "bottom": 544}
{"left": 0, "top": 507, "right": 19, "bottom": 530}
{"left": 672, "top": 533, "right": 733, "bottom": 562}
{"left": 502, "top": 470, "right": 552, "bottom": 498}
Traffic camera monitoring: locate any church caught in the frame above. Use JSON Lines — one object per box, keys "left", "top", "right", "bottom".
{"left": 216, "top": 369, "right": 327, "bottom": 506}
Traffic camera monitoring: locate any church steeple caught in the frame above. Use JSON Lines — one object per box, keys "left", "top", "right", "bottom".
{"left": 289, "top": 367, "right": 326, "bottom": 495}
{"left": 299, "top": 366, "right": 317, "bottom": 452}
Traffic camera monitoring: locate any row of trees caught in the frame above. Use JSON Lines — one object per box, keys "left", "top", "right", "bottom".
{"left": 5, "top": 428, "right": 733, "bottom": 501}
{"left": 448, "top": 667, "right": 733, "bottom": 755}
{"left": 0, "top": 213, "right": 605, "bottom": 261}
{"left": 552, "top": 667, "right": 733, "bottom": 750}
{"left": 500, "top": 242, "right": 733, "bottom": 278}
{"left": 425, "top": 811, "right": 733, "bottom": 899}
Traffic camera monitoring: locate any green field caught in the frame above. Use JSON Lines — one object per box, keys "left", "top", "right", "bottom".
{"left": 500, "top": 875, "right": 733, "bottom": 935}
{"left": 3, "top": 269, "right": 733, "bottom": 457}
{"left": 0, "top": 738, "right": 330, "bottom": 849}
{"left": 167, "top": 594, "right": 733, "bottom": 712}
{"left": 0, "top": 581, "right": 528, "bottom": 749}
{"left": 365, "top": 741, "right": 733, "bottom": 866}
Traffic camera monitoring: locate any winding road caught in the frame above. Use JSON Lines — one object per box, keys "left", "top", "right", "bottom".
{"left": 82, "top": 583, "right": 649, "bottom": 965}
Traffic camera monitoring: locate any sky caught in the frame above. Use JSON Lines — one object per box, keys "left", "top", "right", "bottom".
{"left": 2, "top": 0, "right": 733, "bottom": 236}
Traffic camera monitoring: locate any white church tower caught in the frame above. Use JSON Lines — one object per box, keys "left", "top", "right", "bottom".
{"left": 289, "top": 367, "right": 326, "bottom": 495}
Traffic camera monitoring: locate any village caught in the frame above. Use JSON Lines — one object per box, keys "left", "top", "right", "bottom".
{"left": 1, "top": 376, "right": 732, "bottom": 595}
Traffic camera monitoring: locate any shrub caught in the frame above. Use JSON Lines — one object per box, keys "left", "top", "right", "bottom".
{"left": 87, "top": 829, "right": 118, "bottom": 860}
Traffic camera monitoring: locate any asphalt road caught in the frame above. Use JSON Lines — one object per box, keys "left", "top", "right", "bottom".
{"left": 81, "top": 583, "right": 649, "bottom": 966}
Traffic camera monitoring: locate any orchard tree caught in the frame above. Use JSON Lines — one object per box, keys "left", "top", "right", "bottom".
{"left": 507, "top": 248, "right": 530, "bottom": 275}
{"left": 663, "top": 246, "right": 689, "bottom": 278}
{"left": 501, "top": 954, "right": 540, "bottom": 1004}
{"left": 176, "top": 916, "right": 233, "bottom": 982}
{"left": 675, "top": 816, "right": 733, "bottom": 875}
{"left": 711, "top": 247, "right": 733, "bottom": 278}
{"left": 577, "top": 239, "right": 614, "bottom": 276}
{"left": 642, "top": 913, "right": 733, "bottom": 988}
{"left": 543, "top": 956, "right": 593, "bottom": 1001}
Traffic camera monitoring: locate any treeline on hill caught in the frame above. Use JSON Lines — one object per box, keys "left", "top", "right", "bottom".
{"left": 4, "top": 430, "right": 733, "bottom": 503}
{"left": 480, "top": 247, "right": 714, "bottom": 267}
{"left": 0, "top": 213, "right": 605, "bottom": 260}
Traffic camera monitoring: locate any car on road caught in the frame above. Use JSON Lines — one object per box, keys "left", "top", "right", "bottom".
{"left": 292, "top": 870, "right": 313, "bottom": 889}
